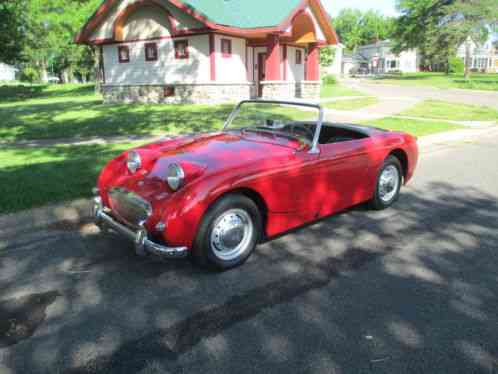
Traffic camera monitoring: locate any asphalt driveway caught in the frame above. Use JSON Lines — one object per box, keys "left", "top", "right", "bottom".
{"left": 1, "top": 131, "right": 498, "bottom": 373}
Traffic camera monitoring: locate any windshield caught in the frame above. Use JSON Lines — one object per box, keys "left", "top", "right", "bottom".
{"left": 224, "top": 101, "right": 322, "bottom": 149}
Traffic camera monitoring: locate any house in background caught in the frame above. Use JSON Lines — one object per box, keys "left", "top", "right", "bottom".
{"left": 76, "top": 0, "right": 338, "bottom": 104}
{"left": 354, "top": 40, "right": 420, "bottom": 74}
{"left": 0, "top": 63, "right": 18, "bottom": 81}
{"left": 456, "top": 37, "right": 498, "bottom": 73}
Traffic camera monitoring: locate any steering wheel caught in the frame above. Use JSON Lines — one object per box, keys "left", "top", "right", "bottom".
{"left": 284, "top": 123, "right": 314, "bottom": 142}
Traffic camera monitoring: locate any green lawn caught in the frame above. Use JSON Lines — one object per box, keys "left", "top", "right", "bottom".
{"left": 0, "top": 142, "right": 143, "bottom": 214}
{"left": 324, "top": 97, "right": 378, "bottom": 111}
{"left": 321, "top": 83, "right": 366, "bottom": 98}
{"left": 371, "top": 72, "right": 498, "bottom": 91}
{"left": 400, "top": 100, "right": 498, "bottom": 122}
{"left": 364, "top": 117, "right": 465, "bottom": 137}
{"left": 0, "top": 84, "right": 234, "bottom": 142}
{"left": 0, "top": 84, "right": 468, "bottom": 214}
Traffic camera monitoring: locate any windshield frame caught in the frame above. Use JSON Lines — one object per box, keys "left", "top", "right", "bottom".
{"left": 223, "top": 100, "right": 324, "bottom": 154}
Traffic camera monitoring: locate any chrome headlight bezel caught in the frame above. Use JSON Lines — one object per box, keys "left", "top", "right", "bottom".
{"left": 126, "top": 151, "right": 141, "bottom": 174}
{"left": 167, "top": 163, "right": 185, "bottom": 191}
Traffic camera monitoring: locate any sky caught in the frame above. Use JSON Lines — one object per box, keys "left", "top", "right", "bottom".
{"left": 322, "top": 0, "right": 399, "bottom": 17}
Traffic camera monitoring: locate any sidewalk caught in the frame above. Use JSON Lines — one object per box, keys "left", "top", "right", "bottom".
{"left": 2, "top": 125, "right": 498, "bottom": 238}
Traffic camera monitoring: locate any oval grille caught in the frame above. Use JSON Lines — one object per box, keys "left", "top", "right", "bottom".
{"left": 108, "top": 188, "right": 152, "bottom": 228}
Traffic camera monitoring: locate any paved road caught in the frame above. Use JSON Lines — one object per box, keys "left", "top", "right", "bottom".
{"left": 1, "top": 132, "right": 498, "bottom": 374}
{"left": 347, "top": 79, "right": 498, "bottom": 110}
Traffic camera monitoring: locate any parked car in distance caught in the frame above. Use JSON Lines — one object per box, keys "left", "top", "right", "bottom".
{"left": 93, "top": 100, "right": 418, "bottom": 270}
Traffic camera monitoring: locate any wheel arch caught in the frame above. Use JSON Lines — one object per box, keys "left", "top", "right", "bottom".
{"left": 389, "top": 148, "right": 409, "bottom": 181}
{"left": 208, "top": 187, "right": 269, "bottom": 238}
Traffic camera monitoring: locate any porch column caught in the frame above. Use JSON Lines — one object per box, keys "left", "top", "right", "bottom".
{"left": 265, "top": 34, "right": 281, "bottom": 81}
{"left": 306, "top": 43, "right": 319, "bottom": 81}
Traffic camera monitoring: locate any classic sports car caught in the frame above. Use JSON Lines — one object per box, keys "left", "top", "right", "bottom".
{"left": 93, "top": 100, "right": 418, "bottom": 270}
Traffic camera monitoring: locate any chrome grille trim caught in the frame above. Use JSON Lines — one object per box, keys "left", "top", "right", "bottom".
{"left": 108, "top": 188, "right": 152, "bottom": 228}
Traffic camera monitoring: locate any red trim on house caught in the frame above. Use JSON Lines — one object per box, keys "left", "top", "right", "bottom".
{"left": 75, "top": 0, "right": 338, "bottom": 45}
{"left": 266, "top": 34, "right": 281, "bottom": 81}
{"left": 174, "top": 39, "right": 189, "bottom": 59}
{"left": 99, "top": 45, "right": 106, "bottom": 84}
{"left": 118, "top": 45, "right": 130, "bottom": 63}
{"left": 209, "top": 33, "right": 216, "bottom": 81}
{"left": 144, "top": 42, "right": 158, "bottom": 61}
{"left": 283, "top": 44, "right": 288, "bottom": 81}
{"left": 90, "top": 29, "right": 211, "bottom": 45}
{"left": 306, "top": 43, "right": 319, "bottom": 80}
{"left": 221, "top": 38, "right": 232, "bottom": 58}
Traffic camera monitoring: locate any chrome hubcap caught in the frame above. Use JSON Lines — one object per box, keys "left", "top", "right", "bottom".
{"left": 379, "top": 165, "right": 400, "bottom": 203}
{"left": 210, "top": 209, "right": 254, "bottom": 261}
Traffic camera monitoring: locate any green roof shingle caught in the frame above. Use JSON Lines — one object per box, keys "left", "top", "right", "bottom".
{"left": 180, "top": 0, "right": 303, "bottom": 28}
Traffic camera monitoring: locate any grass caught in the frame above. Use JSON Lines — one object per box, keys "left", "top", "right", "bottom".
{"left": 0, "top": 84, "right": 470, "bottom": 214}
{"left": 320, "top": 83, "right": 366, "bottom": 98}
{"left": 363, "top": 117, "right": 465, "bottom": 137}
{"left": 371, "top": 72, "right": 498, "bottom": 91}
{"left": 0, "top": 142, "right": 143, "bottom": 214}
{"left": 400, "top": 100, "right": 498, "bottom": 122}
{"left": 0, "top": 84, "right": 234, "bottom": 142}
{"left": 323, "top": 97, "right": 378, "bottom": 111}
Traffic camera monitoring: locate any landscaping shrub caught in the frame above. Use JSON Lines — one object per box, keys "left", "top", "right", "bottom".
{"left": 322, "top": 74, "right": 337, "bottom": 85}
{"left": 448, "top": 57, "right": 465, "bottom": 74}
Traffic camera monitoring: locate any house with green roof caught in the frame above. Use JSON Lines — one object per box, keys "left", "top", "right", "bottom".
{"left": 76, "top": 0, "right": 338, "bottom": 104}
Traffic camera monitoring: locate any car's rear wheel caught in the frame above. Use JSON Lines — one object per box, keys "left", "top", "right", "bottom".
{"left": 192, "top": 194, "right": 262, "bottom": 270}
{"left": 369, "top": 156, "right": 402, "bottom": 210}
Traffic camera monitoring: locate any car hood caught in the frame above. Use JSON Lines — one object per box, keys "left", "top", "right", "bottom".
{"left": 133, "top": 131, "right": 303, "bottom": 178}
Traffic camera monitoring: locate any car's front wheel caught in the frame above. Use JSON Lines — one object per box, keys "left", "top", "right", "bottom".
{"left": 192, "top": 194, "right": 262, "bottom": 270}
{"left": 370, "top": 155, "right": 403, "bottom": 210}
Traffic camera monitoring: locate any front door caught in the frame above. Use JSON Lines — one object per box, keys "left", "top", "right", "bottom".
{"left": 257, "top": 53, "right": 267, "bottom": 97}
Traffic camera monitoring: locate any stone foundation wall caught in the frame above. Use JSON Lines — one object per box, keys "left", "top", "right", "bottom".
{"left": 102, "top": 83, "right": 255, "bottom": 105}
{"left": 261, "top": 81, "right": 321, "bottom": 101}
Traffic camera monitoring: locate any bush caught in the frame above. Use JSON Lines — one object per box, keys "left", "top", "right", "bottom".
{"left": 448, "top": 57, "right": 465, "bottom": 74}
{"left": 322, "top": 74, "right": 337, "bottom": 85}
{"left": 20, "top": 66, "right": 40, "bottom": 83}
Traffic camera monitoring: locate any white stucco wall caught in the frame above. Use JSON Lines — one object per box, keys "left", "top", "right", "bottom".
{"left": 103, "top": 35, "right": 210, "bottom": 84}
{"left": 89, "top": 0, "right": 204, "bottom": 41}
{"left": 286, "top": 46, "right": 306, "bottom": 82}
{"left": 214, "top": 35, "right": 248, "bottom": 83}
{"left": 0, "top": 63, "right": 17, "bottom": 81}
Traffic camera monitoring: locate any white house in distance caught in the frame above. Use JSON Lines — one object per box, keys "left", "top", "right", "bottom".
{"left": 76, "top": 0, "right": 339, "bottom": 104}
{"left": 0, "top": 63, "right": 18, "bottom": 81}
{"left": 354, "top": 40, "right": 420, "bottom": 74}
{"left": 457, "top": 37, "right": 498, "bottom": 73}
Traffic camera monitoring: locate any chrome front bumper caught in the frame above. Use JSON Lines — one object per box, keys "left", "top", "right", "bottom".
{"left": 93, "top": 196, "right": 188, "bottom": 259}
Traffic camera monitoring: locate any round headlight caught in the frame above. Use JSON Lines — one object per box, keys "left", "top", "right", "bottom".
{"left": 127, "top": 151, "right": 141, "bottom": 173}
{"left": 167, "top": 163, "right": 185, "bottom": 191}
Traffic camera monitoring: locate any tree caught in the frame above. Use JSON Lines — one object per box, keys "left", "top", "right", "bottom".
{"left": 393, "top": 0, "right": 498, "bottom": 77}
{"left": 332, "top": 9, "right": 395, "bottom": 51}
{"left": 0, "top": 1, "right": 27, "bottom": 64}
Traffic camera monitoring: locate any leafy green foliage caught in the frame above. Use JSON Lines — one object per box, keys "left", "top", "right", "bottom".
{"left": 392, "top": 0, "right": 498, "bottom": 73}
{"left": 322, "top": 74, "right": 338, "bottom": 85}
{"left": 333, "top": 9, "right": 396, "bottom": 50}
{"left": 448, "top": 56, "right": 465, "bottom": 74}
{"left": 320, "top": 46, "right": 335, "bottom": 67}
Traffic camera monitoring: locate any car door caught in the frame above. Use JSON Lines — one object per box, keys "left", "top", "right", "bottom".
{"left": 316, "top": 138, "right": 375, "bottom": 217}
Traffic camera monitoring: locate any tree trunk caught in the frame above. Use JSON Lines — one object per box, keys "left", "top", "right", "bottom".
{"left": 40, "top": 59, "right": 49, "bottom": 83}
{"left": 464, "top": 40, "right": 471, "bottom": 79}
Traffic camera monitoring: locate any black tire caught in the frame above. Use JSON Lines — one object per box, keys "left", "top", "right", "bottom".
{"left": 192, "top": 194, "right": 262, "bottom": 270}
{"left": 369, "top": 155, "right": 403, "bottom": 210}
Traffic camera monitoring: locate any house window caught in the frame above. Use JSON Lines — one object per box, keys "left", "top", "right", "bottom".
{"left": 296, "top": 49, "right": 302, "bottom": 65}
{"left": 145, "top": 43, "right": 158, "bottom": 61}
{"left": 221, "top": 39, "right": 232, "bottom": 58}
{"left": 174, "top": 40, "right": 189, "bottom": 59}
{"left": 118, "top": 46, "right": 130, "bottom": 63}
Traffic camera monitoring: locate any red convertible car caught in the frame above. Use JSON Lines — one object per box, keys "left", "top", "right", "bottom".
{"left": 93, "top": 100, "right": 418, "bottom": 270}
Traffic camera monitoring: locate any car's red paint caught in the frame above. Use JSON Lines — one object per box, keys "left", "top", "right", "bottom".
{"left": 97, "top": 125, "right": 418, "bottom": 249}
